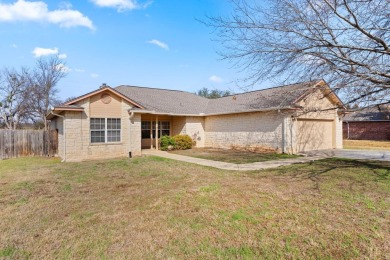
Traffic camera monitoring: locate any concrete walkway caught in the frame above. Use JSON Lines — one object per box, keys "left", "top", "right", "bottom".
{"left": 307, "top": 149, "right": 390, "bottom": 161}
{"left": 142, "top": 150, "right": 328, "bottom": 171}
{"left": 143, "top": 149, "right": 390, "bottom": 171}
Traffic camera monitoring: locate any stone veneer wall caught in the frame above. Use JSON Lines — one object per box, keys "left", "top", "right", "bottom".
{"left": 204, "top": 111, "right": 288, "bottom": 151}
{"left": 171, "top": 116, "right": 205, "bottom": 147}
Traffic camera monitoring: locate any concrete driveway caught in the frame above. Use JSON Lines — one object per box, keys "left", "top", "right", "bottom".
{"left": 306, "top": 149, "right": 390, "bottom": 161}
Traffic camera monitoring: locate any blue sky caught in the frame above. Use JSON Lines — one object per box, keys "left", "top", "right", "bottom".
{"left": 0, "top": 0, "right": 248, "bottom": 100}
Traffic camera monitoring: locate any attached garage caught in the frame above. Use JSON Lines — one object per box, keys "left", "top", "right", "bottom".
{"left": 296, "top": 119, "right": 335, "bottom": 152}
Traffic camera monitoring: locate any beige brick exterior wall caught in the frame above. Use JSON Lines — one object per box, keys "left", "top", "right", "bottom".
{"left": 170, "top": 116, "right": 205, "bottom": 147}
{"left": 183, "top": 117, "right": 205, "bottom": 147}
{"left": 171, "top": 116, "right": 186, "bottom": 136}
{"left": 129, "top": 113, "right": 142, "bottom": 156}
{"left": 54, "top": 93, "right": 141, "bottom": 162}
{"left": 204, "top": 111, "right": 289, "bottom": 151}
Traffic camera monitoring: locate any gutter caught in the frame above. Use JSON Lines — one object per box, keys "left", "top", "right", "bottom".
{"left": 128, "top": 106, "right": 299, "bottom": 117}
{"left": 49, "top": 112, "right": 66, "bottom": 162}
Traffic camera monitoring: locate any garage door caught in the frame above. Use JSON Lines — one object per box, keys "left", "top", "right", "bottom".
{"left": 296, "top": 119, "right": 334, "bottom": 152}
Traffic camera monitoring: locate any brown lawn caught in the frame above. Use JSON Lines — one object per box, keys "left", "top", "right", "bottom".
{"left": 0, "top": 156, "right": 389, "bottom": 259}
{"left": 169, "top": 147, "right": 299, "bottom": 164}
{"left": 344, "top": 139, "right": 390, "bottom": 150}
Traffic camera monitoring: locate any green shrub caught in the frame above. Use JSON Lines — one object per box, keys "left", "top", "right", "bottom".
{"left": 173, "top": 135, "right": 193, "bottom": 150}
{"left": 160, "top": 135, "right": 176, "bottom": 151}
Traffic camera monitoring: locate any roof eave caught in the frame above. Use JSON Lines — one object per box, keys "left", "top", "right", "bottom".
{"left": 128, "top": 107, "right": 298, "bottom": 117}
{"left": 46, "top": 107, "right": 84, "bottom": 119}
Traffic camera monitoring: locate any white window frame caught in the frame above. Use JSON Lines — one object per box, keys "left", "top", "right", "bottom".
{"left": 90, "top": 118, "right": 121, "bottom": 143}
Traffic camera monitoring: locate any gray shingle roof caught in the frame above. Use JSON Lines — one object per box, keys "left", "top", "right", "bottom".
{"left": 115, "top": 80, "right": 325, "bottom": 115}
{"left": 344, "top": 106, "right": 390, "bottom": 121}
{"left": 115, "top": 86, "right": 209, "bottom": 114}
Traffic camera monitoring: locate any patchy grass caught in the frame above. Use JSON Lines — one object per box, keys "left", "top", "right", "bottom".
{"left": 344, "top": 139, "right": 390, "bottom": 150}
{"left": 169, "top": 147, "right": 299, "bottom": 164}
{"left": 0, "top": 156, "right": 389, "bottom": 259}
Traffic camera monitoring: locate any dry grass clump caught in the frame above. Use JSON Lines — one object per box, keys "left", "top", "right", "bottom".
{"left": 230, "top": 144, "right": 278, "bottom": 153}
{"left": 343, "top": 139, "right": 390, "bottom": 150}
{"left": 0, "top": 156, "right": 389, "bottom": 259}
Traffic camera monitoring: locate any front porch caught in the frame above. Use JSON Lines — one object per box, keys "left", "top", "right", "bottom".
{"left": 140, "top": 114, "right": 188, "bottom": 149}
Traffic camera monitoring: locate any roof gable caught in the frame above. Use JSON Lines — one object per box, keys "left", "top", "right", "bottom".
{"left": 293, "top": 80, "right": 344, "bottom": 108}
{"left": 64, "top": 86, "right": 145, "bottom": 109}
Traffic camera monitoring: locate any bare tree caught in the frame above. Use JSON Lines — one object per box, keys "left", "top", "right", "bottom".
{"left": 0, "top": 68, "right": 30, "bottom": 129}
{"left": 29, "top": 56, "right": 67, "bottom": 129}
{"left": 207, "top": 0, "right": 390, "bottom": 107}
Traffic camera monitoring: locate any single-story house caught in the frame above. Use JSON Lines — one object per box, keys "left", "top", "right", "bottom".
{"left": 47, "top": 79, "right": 345, "bottom": 162}
{"left": 343, "top": 105, "right": 390, "bottom": 140}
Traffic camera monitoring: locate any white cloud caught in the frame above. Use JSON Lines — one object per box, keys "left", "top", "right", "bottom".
{"left": 91, "top": 73, "right": 99, "bottom": 78}
{"left": 58, "top": 53, "right": 67, "bottom": 59}
{"left": 147, "top": 39, "right": 169, "bottom": 50}
{"left": 0, "top": 0, "right": 94, "bottom": 30}
{"left": 32, "top": 47, "right": 58, "bottom": 57}
{"left": 209, "top": 75, "right": 223, "bottom": 83}
{"left": 90, "top": 0, "right": 150, "bottom": 11}
{"left": 74, "top": 68, "right": 85, "bottom": 73}
{"left": 58, "top": 1, "right": 72, "bottom": 9}
{"left": 55, "top": 63, "right": 71, "bottom": 73}
{"left": 10, "top": 43, "right": 18, "bottom": 48}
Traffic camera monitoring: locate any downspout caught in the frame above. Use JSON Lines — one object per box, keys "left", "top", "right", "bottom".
{"left": 129, "top": 111, "right": 134, "bottom": 156}
{"left": 282, "top": 116, "right": 286, "bottom": 153}
{"left": 290, "top": 116, "right": 296, "bottom": 154}
{"left": 279, "top": 109, "right": 287, "bottom": 154}
{"left": 50, "top": 112, "right": 66, "bottom": 162}
{"left": 346, "top": 121, "right": 350, "bottom": 139}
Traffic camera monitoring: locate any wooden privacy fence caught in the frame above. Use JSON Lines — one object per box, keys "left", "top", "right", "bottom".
{"left": 0, "top": 129, "right": 58, "bottom": 160}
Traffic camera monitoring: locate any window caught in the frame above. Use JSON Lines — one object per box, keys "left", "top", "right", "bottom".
{"left": 141, "top": 121, "right": 170, "bottom": 139}
{"left": 107, "top": 118, "right": 121, "bottom": 142}
{"left": 90, "top": 118, "right": 121, "bottom": 143}
{"left": 160, "top": 121, "right": 170, "bottom": 137}
{"left": 90, "top": 118, "right": 105, "bottom": 143}
{"left": 141, "top": 121, "right": 151, "bottom": 139}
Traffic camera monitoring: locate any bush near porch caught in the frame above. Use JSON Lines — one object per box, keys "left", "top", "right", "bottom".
{"left": 160, "top": 134, "right": 194, "bottom": 151}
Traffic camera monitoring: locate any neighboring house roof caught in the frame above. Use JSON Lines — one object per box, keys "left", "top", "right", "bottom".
{"left": 49, "top": 79, "right": 344, "bottom": 118}
{"left": 343, "top": 105, "right": 390, "bottom": 121}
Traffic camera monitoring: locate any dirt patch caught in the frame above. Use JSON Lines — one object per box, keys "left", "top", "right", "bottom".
{"left": 169, "top": 147, "right": 299, "bottom": 164}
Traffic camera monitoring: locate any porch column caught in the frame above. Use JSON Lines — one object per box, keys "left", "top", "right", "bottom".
{"left": 155, "top": 116, "right": 159, "bottom": 149}
{"left": 150, "top": 118, "right": 153, "bottom": 149}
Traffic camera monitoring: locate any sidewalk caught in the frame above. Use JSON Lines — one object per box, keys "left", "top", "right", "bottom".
{"left": 142, "top": 150, "right": 329, "bottom": 171}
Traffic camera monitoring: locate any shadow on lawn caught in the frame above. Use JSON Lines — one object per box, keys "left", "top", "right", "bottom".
{"left": 251, "top": 158, "right": 390, "bottom": 183}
